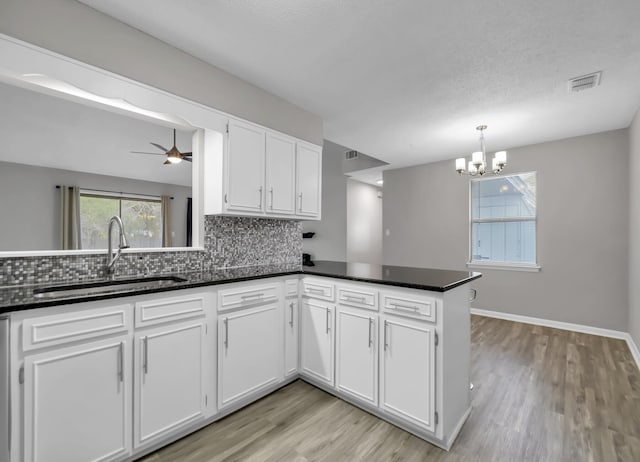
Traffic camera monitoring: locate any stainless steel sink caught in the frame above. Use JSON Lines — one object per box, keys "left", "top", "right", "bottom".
{"left": 32, "top": 276, "right": 189, "bottom": 299}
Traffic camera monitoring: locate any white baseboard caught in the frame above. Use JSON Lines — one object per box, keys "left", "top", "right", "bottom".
{"left": 470, "top": 307, "right": 640, "bottom": 372}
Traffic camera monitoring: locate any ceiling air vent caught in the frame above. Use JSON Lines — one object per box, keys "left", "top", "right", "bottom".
{"left": 345, "top": 150, "right": 359, "bottom": 160}
{"left": 568, "top": 71, "right": 602, "bottom": 93}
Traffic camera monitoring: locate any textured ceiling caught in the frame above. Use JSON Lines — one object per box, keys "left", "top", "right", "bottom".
{"left": 79, "top": 0, "right": 640, "bottom": 168}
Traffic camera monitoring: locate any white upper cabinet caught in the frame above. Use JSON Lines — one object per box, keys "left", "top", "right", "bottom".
{"left": 296, "top": 142, "right": 322, "bottom": 219}
{"left": 204, "top": 118, "right": 322, "bottom": 220}
{"left": 226, "top": 120, "right": 266, "bottom": 213}
{"left": 266, "top": 133, "right": 297, "bottom": 215}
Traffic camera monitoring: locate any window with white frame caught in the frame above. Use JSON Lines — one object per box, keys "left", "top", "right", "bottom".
{"left": 470, "top": 172, "right": 537, "bottom": 266}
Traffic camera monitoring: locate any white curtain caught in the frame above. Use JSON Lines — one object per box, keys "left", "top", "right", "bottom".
{"left": 60, "top": 185, "right": 81, "bottom": 250}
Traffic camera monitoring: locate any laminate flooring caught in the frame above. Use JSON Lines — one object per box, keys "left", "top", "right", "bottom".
{"left": 139, "top": 315, "right": 640, "bottom": 462}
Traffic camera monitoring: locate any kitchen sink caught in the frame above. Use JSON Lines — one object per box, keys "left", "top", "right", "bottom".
{"left": 32, "top": 276, "right": 189, "bottom": 299}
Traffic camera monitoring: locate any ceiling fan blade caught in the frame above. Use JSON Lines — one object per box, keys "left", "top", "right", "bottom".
{"left": 150, "top": 142, "right": 169, "bottom": 152}
{"left": 130, "top": 151, "right": 166, "bottom": 156}
{"left": 163, "top": 159, "right": 171, "bottom": 165}
{"left": 181, "top": 152, "right": 192, "bottom": 157}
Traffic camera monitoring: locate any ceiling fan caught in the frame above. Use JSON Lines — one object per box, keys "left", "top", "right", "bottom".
{"left": 130, "top": 129, "right": 192, "bottom": 165}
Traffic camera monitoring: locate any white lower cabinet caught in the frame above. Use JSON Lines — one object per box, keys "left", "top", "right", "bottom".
{"left": 134, "top": 320, "right": 206, "bottom": 448}
{"left": 23, "top": 336, "right": 131, "bottom": 462}
{"left": 380, "top": 314, "right": 436, "bottom": 433}
{"left": 218, "top": 303, "right": 282, "bottom": 409}
{"left": 336, "top": 308, "right": 378, "bottom": 405}
{"left": 300, "top": 299, "right": 334, "bottom": 385}
{"left": 284, "top": 298, "right": 299, "bottom": 377}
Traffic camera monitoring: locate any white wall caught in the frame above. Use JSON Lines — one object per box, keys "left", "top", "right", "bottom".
{"left": 383, "top": 129, "right": 630, "bottom": 331}
{"left": 0, "top": 0, "right": 323, "bottom": 145}
{"left": 0, "top": 162, "right": 191, "bottom": 251}
{"left": 630, "top": 111, "right": 640, "bottom": 346}
{"left": 347, "top": 179, "right": 382, "bottom": 264}
{"left": 302, "top": 140, "right": 347, "bottom": 262}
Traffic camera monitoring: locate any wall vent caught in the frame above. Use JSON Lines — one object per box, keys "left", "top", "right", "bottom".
{"left": 345, "top": 150, "right": 359, "bottom": 160}
{"left": 568, "top": 71, "right": 602, "bottom": 93}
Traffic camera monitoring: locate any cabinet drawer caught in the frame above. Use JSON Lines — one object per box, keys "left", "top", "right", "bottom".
{"left": 218, "top": 284, "right": 279, "bottom": 312}
{"left": 301, "top": 278, "right": 335, "bottom": 302}
{"left": 382, "top": 292, "right": 438, "bottom": 323}
{"left": 23, "top": 304, "right": 131, "bottom": 351}
{"left": 284, "top": 279, "right": 299, "bottom": 298}
{"left": 337, "top": 286, "right": 378, "bottom": 312}
{"left": 135, "top": 294, "right": 205, "bottom": 327}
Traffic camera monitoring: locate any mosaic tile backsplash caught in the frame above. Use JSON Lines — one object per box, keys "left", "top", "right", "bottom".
{"left": 0, "top": 216, "right": 303, "bottom": 286}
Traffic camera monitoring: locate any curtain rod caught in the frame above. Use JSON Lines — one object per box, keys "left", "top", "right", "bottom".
{"left": 55, "top": 185, "right": 174, "bottom": 200}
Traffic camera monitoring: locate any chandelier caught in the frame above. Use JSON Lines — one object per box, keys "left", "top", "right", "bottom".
{"left": 455, "top": 125, "right": 507, "bottom": 176}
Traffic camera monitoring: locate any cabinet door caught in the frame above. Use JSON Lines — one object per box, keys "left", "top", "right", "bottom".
{"left": 295, "top": 143, "right": 322, "bottom": 218}
{"left": 284, "top": 299, "right": 299, "bottom": 377}
{"left": 226, "top": 120, "right": 265, "bottom": 213}
{"left": 380, "top": 315, "right": 436, "bottom": 433}
{"left": 300, "top": 299, "right": 334, "bottom": 385}
{"left": 266, "top": 133, "right": 296, "bottom": 215}
{"left": 218, "top": 303, "right": 282, "bottom": 408}
{"left": 336, "top": 308, "right": 377, "bottom": 405}
{"left": 24, "top": 337, "right": 131, "bottom": 462}
{"left": 134, "top": 320, "right": 206, "bottom": 448}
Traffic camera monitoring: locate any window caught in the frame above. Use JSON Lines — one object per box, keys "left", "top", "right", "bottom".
{"left": 79, "top": 191, "right": 163, "bottom": 249}
{"left": 470, "top": 172, "right": 538, "bottom": 270}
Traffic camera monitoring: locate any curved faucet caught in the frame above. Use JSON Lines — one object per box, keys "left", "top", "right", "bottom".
{"left": 106, "top": 216, "right": 130, "bottom": 276}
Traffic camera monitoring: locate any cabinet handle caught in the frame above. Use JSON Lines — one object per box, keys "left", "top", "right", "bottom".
{"left": 387, "top": 302, "right": 420, "bottom": 312}
{"left": 118, "top": 341, "right": 124, "bottom": 382}
{"left": 326, "top": 307, "right": 331, "bottom": 334}
{"left": 368, "top": 318, "right": 374, "bottom": 347}
{"left": 384, "top": 321, "right": 389, "bottom": 350}
{"left": 269, "top": 187, "right": 274, "bottom": 209}
{"left": 143, "top": 336, "right": 148, "bottom": 375}
{"left": 289, "top": 302, "right": 295, "bottom": 327}
{"left": 342, "top": 294, "right": 366, "bottom": 303}
{"left": 469, "top": 288, "right": 477, "bottom": 302}
{"left": 258, "top": 186, "right": 263, "bottom": 207}
{"left": 298, "top": 193, "right": 303, "bottom": 212}
{"left": 240, "top": 293, "right": 264, "bottom": 300}
{"left": 307, "top": 287, "right": 324, "bottom": 294}
{"left": 224, "top": 318, "right": 229, "bottom": 349}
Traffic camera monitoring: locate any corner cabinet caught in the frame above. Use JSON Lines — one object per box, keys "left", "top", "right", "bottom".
{"left": 204, "top": 118, "right": 322, "bottom": 220}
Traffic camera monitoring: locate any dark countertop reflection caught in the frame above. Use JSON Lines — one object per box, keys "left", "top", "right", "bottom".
{"left": 303, "top": 261, "right": 481, "bottom": 292}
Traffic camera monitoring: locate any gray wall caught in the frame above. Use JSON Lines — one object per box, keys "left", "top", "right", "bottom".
{"left": 302, "top": 140, "right": 347, "bottom": 262}
{"left": 0, "top": 0, "right": 323, "bottom": 145}
{"left": 383, "top": 129, "right": 630, "bottom": 331}
{"left": 630, "top": 111, "right": 640, "bottom": 346}
{"left": 0, "top": 161, "right": 191, "bottom": 251}
{"left": 347, "top": 179, "right": 382, "bottom": 264}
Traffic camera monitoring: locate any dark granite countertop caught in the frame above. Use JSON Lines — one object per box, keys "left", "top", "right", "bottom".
{"left": 0, "top": 261, "right": 481, "bottom": 314}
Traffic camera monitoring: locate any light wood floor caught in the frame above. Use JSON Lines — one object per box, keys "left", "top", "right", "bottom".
{"left": 139, "top": 316, "right": 640, "bottom": 462}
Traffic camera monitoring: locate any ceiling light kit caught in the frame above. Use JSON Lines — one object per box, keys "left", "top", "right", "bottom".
{"left": 455, "top": 125, "right": 507, "bottom": 176}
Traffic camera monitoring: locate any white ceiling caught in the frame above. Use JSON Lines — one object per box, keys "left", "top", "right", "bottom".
{"left": 0, "top": 81, "right": 193, "bottom": 186}
{"left": 79, "top": 0, "right": 640, "bottom": 169}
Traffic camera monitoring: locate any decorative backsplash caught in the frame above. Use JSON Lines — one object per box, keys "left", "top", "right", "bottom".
{"left": 0, "top": 216, "right": 303, "bottom": 286}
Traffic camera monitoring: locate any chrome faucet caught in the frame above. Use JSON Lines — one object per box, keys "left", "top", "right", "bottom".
{"left": 106, "top": 216, "right": 130, "bottom": 276}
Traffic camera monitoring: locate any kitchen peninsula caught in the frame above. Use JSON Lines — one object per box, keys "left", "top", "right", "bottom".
{"left": 0, "top": 261, "right": 480, "bottom": 461}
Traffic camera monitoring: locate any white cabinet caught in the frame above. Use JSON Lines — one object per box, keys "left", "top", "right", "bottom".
{"left": 266, "top": 133, "right": 296, "bottom": 215}
{"left": 134, "top": 320, "right": 206, "bottom": 448}
{"left": 300, "top": 299, "right": 334, "bottom": 385}
{"left": 380, "top": 314, "right": 436, "bottom": 433}
{"left": 218, "top": 303, "right": 282, "bottom": 409}
{"left": 296, "top": 142, "right": 322, "bottom": 218}
{"left": 284, "top": 298, "right": 299, "bottom": 377}
{"left": 226, "top": 119, "right": 265, "bottom": 213}
{"left": 336, "top": 308, "right": 378, "bottom": 406}
{"left": 23, "top": 336, "right": 131, "bottom": 462}
{"left": 204, "top": 118, "right": 322, "bottom": 220}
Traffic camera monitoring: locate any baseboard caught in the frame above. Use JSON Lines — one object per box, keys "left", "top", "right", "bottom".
{"left": 470, "top": 307, "right": 640, "bottom": 372}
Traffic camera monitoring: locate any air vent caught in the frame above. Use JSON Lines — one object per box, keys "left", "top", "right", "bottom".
{"left": 345, "top": 150, "right": 359, "bottom": 160}
{"left": 568, "top": 71, "right": 602, "bottom": 93}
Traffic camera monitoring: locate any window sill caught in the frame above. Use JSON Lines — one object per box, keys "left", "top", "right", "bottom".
{"left": 466, "top": 261, "right": 541, "bottom": 272}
